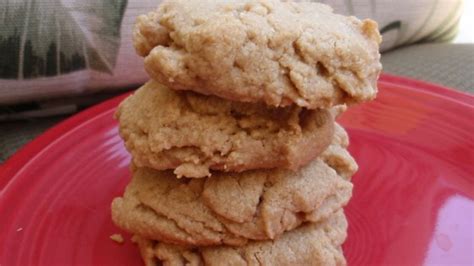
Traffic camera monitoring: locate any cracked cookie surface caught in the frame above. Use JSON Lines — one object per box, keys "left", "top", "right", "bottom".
{"left": 115, "top": 80, "right": 334, "bottom": 178}
{"left": 134, "top": 0, "right": 381, "bottom": 109}
{"left": 133, "top": 210, "right": 347, "bottom": 266}
{"left": 111, "top": 128, "right": 356, "bottom": 246}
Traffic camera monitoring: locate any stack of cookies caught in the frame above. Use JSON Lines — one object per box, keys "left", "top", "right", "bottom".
{"left": 112, "top": 0, "right": 381, "bottom": 265}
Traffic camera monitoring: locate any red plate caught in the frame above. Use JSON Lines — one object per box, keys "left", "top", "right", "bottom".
{"left": 1, "top": 74, "right": 473, "bottom": 265}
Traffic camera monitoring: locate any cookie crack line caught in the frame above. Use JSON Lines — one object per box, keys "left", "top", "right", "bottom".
{"left": 137, "top": 202, "right": 195, "bottom": 240}
{"left": 137, "top": 202, "right": 236, "bottom": 246}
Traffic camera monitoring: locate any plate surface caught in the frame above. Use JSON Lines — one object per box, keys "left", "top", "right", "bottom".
{"left": 1, "top": 74, "right": 473, "bottom": 265}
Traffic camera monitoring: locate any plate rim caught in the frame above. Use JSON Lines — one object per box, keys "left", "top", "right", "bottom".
{"left": 1, "top": 74, "right": 473, "bottom": 191}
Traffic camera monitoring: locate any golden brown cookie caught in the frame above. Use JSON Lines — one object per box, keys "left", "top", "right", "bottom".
{"left": 111, "top": 128, "right": 356, "bottom": 246}
{"left": 133, "top": 210, "right": 347, "bottom": 266}
{"left": 134, "top": 0, "right": 381, "bottom": 109}
{"left": 115, "top": 80, "right": 334, "bottom": 178}
{"left": 321, "top": 123, "right": 358, "bottom": 180}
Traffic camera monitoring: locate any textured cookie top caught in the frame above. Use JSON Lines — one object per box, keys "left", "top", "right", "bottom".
{"left": 111, "top": 127, "right": 357, "bottom": 246}
{"left": 115, "top": 81, "right": 334, "bottom": 178}
{"left": 134, "top": 210, "right": 347, "bottom": 266}
{"left": 134, "top": 0, "right": 382, "bottom": 109}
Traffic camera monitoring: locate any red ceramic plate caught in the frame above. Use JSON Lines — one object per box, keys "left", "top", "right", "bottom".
{"left": 1, "top": 74, "right": 473, "bottom": 265}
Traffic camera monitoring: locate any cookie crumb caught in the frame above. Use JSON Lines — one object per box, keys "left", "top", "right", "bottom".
{"left": 110, "top": 234, "right": 124, "bottom": 244}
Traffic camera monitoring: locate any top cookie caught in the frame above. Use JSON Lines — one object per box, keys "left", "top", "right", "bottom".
{"left": 134, "top": 0, "right": 382, "bottom": 109}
